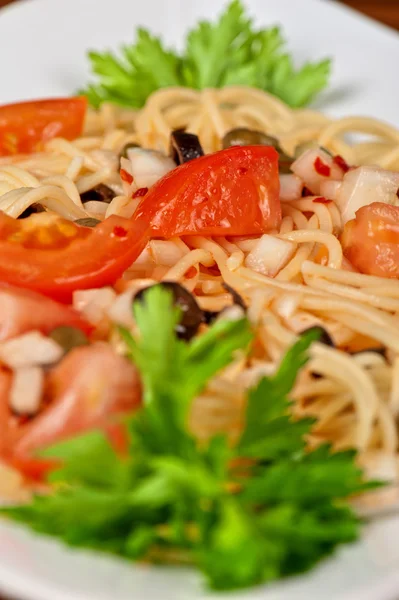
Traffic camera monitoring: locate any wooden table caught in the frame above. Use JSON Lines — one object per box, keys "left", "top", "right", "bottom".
{"left": 0, "top": 0, "right": 398, "bottom": 29}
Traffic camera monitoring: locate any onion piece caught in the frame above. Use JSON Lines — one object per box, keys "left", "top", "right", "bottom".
{"left": 107, "top": 289, "right": 136, "bottom": 327}
{"left": 320, "top": 180, "right": 342, "bottom": 201}
{"left": 279, "top": 174, "right": 303, "bottom": 202}
{"left": 149, "top": 240, "right": 185, "bottom": 267}
{"left": 127, "top": 147, "right": 176, "bottom": 188}
{"left": 245, "top": 235, "right": 295, "bottom": 277}
{"left": 336, "top": 166, "right": 399, "bottom": 224}
{"left": 73, "top": 287, "right": 117, "bottom": 325}
{"left": 0, "top": 331, "right": 63, "bottom": 368}
{"left": 291, "top": 148, "right": 343, "bottom": 195}
{"left": 9, "top": 366, "right": 44, "bottom": 416}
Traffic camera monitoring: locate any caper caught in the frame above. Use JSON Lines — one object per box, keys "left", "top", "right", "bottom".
{"left": 222, "top": 128, "right": 278, "bottom": 149}
{"left": 222, "top": 128, "right": 293, "bottom": 173}
{"left": 119, "top": 142, "right": 141, "bottom": 160}
{"left": 74, "top": 218, "right": 101, "bottom": 227}
{"left": 134, "top": 282, "right": 204, "bottom": 341}
{"left": 49, "top": 326, "right": 89, "bottom": 355}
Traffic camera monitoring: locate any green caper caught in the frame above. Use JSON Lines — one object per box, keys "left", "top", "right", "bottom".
{"left": 119, "top": 142, "right": 140, "bottom": 159}
{"left": 222, "top": 128, "right": 278, "bottom": 149}
{"left": 222, "top": 127, "right": 293, "bottom": 173}
{"left": 49, "top": 326, "right": 89, "bottom": 355}
{"left": 74, "top": 218, "right": 101, "bottom": 227}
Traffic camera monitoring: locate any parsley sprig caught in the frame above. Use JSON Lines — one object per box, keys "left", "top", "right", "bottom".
{"left": 2, "top": 286, "right": 377, "bottom": 591}
{"left": 81, "top": 0, "right": 331, "bottom": 110}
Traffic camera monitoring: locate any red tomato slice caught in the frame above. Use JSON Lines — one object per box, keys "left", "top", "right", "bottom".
{"left": 342, "top": 202, "right": 399, "bottom": 278}
{"left": 9, "top": 343, "right": 141, "bottom": 458}
{"left": 133, "top": 145, "right": 281, "bottom": 237}
{"left": 0, "top": 212, "right": 149, "bottom": 302}
{"left": 0, "top": 97, "right": 87, "bottom": 156}
{"left": 0, "top": 284, "right": 91, "bottom": 340}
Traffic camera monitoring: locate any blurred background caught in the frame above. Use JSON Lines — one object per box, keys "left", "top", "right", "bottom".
{"left": 0, "top": 0, "right": 398, "bottom": 30}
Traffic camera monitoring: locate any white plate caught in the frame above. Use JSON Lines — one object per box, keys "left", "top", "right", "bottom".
{"left": 0, "top": 1, "right": 398, "bottom": 599}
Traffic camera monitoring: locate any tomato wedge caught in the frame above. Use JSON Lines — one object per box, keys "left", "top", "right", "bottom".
{"left": 0, "top": 97, "right": 87, "bottom": 156}
{"left": 133, "top": 145, "right": 281, "bottom": 237}
{"left": 342, "top": 202, "right": 399, "bottom": 278}
{"left": 10, "top": 343, "right": 141, "bottom": 457}
{"left": 1, "top": 344, "right": 140, "bottom": 482}
{"left": 0, "top": 284, "right": 91, "bottom": 340}
{"left": 0, "top": 212, "right": 149, "bottom": 302}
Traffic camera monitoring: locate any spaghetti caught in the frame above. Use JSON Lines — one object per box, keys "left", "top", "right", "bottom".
{"left": 1, "top": 85, "right": 399, "bottom": 508}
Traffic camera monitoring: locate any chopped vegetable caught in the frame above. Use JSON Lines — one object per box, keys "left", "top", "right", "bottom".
{"left": 126, "top": 147, "right": 176, "bottom": 188}
{"left": 133, "top": 145, "right": 281, "bottom": 237}
{"left": 222, "top": 128, "right": 293, "bottom": 173}
{"left": 245, "top": 234, "right": 295, "bottom": 276}
{"left": 81, "top": 1, "right": 331, "bottom": 110}
{"left": 5, "top": 342, "right": 141, "bottom": 460}
{"left": 1, "top": 286, "right": 378, "bottom": 591}
{"left": 336, "top": 166, "right": 399, "bottom": 224}
{"left": 0, "top": 97, "right": 87, "bottom": 156}
{"left": 280, "top": 173, "right": 303, "bottom": 202}
{"left": 342, "top": 202, "right": 399, "bottom": 278}
{"left": 291, "top": 148, "right": 344, "bottom": 195}
{"left": 0, "top": 331, "right": 63, "bottom": 369}
{"left": 49, "top": 326, "right": 89, "bottom": 355}
{"left": 73, "top": 287, "right": 117, "bottom": 325}
{"left": 74, "top": 217, "right": 101, "bottom": 227}
{"left": 222, "top": 127, "right": 276, "bottom": 149}
{"left": 170, "top": 130, "right": 204, "bottom": 164}
{"left": 0, "top": 284, "right": 91, "bottom": 341}
{"left": 134, "top": 282, "right": 204, "bottom": 341}
{"left": 9, "top": 367, "right": 44, "bottom": 417}
{"left": 0, "top": 212, "right": 150, "bottom": 302}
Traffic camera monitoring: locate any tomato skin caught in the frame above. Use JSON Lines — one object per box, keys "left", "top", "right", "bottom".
{"left": 134, "top": 145, "right": 281, "bottom": 237}
{"left": 0, "top": 284, "right": 91, "bottom": 340}
{"left": 0, "top": 97, "right": 87, "bottom": 156}
{"left": 7, "top": 343, "right": 141, "bottom": 459}
{"left": 0, "top": 212, "right": 150, "bottom": 302}
{"left": 342, "top": 202, "right": 399, "bottom": 278}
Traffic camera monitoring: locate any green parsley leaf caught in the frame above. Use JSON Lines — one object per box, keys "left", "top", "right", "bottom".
{"left": 80, "top": 0, "right": 331, "bottom": 109}
{"left": 120, "top": 284, "right": 251, "bottom": 445}
{"left": 1, "top": 287, "right": 379, "bottom": 592}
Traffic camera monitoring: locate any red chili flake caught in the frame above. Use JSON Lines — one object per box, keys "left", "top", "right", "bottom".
{"left": 120, "top": 168, "right": 133, "bottom": 184}
{"left": 313, "top": 196, "right": 332, "bottom": 204}
{"left": 185, "top": 266, "right": 198, "bottom": 279}
{"left": 238, "top": 167, "right": 248, "bottom": 175}
{"left": 333, "top": 155, "right": 350, "bottom": 173}
{"left": 314, "top": 157, "right": 331, "bottom": 177}
{"left": 113, "top": 226, "right": 127, "bottom": 238}
{"left": 133, "top": 187, "right": 149, "bottom": 198}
